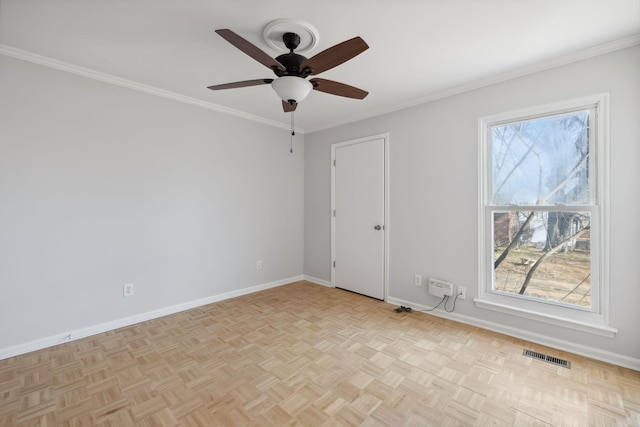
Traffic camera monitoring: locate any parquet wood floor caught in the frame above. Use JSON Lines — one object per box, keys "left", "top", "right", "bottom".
{"left": 1, "top": 281, "right": 638, "bottom": 426}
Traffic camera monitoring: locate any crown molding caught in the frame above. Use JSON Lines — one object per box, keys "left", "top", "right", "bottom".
{"left": 2, "top": 33, "right": 637, "bottom": 136}
{"left": 305, "top": 34, "right": 640, "bottom": 133}
{"left": 0, "top": 44, "right": 303, "bottom": 133}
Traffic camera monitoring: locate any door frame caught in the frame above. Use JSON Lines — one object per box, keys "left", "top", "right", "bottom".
{"left": 331, "top": 133, "right": 390, "bottom": 300}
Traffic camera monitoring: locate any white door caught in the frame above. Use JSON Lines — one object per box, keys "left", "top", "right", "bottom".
{"left": 332, "top": 136, "right": 386, "bottom": 299}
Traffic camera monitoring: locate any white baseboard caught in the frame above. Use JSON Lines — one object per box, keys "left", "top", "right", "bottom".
{"left": 303, "top": 275, "right": 332, "bottom": 287}
{"left": 387, "top": 296, "right": 640, "bottom": 372}
{"left": 0, "top": 276, "right": 303, "bottom": 361}
{"left": 6, "top": 280, "right": 636, "bottom": 371}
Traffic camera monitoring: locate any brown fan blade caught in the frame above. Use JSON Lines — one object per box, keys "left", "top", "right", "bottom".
{"left": 303, "top": 37, "right": 368, "bottom": 75}
{"left": 216, "top": 29, "right": 285, "bottom": 72}
{"left": 282, "top": 100, "right": 297, "bottom": 112}
{"left": 207, "top": 79, "right": 273, "bottom": 90}
{"left": 310, "top": 78, "right": 368, "bottom": 99}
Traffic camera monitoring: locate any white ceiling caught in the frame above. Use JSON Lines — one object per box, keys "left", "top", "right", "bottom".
{"left": 1, "top": 0, "right": 639, "bottom": 133}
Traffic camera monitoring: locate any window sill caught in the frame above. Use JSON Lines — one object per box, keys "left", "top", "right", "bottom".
{"left": 474, "top": 298, "right": 617, "bottom": 338}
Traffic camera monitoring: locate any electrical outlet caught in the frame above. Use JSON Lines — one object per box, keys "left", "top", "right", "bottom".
{"left": 123, "top": 283, "right": 134, "bottom": 297}
{"left": 256, "top": 260, "right": 262, "bottom": 270}
{"left": 457, "top": 286, "right": 466, "bottom": 300}
{"left": 414, "top": 274, "right": 422, "bottom": 286}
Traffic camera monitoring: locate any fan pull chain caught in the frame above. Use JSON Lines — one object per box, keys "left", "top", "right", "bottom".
{"left": 290, "top": 111, "right": 295, "bottom": 154}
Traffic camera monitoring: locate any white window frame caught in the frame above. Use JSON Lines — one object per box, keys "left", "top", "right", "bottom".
{"left": 477, "top": 94, "right": 616, "bottom": 338}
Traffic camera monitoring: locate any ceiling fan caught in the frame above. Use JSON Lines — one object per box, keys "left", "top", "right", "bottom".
{"left": 207, "top": 29, "right": 369, "bottom": 112}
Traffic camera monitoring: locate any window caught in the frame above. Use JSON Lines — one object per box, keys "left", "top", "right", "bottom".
{"left": 477, "top": 95, "right": 615, "bottom": 337}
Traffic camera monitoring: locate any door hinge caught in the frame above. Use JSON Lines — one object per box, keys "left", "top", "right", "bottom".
{"left": 333, "top": 159, "right": 336, "bottom": 167}
{"left": 333, "top": 209, "right": 336, "bottom": 217}
{"left": 333, "top": 261, "right": 336, "bottom": 268}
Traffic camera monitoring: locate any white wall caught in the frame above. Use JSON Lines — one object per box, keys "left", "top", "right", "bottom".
{"left": 304, "top": 46, "right": 640, "bottom": 367}
{"left": 0, "top": 56, "right": 304, "bottom": 353}
{"left": 2, "top": 45, "right": 638, "bottom": 368}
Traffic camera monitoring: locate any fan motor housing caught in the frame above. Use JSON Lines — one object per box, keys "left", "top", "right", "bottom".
{"left": 274, "top": 52, "right": 310, "bottom": 77}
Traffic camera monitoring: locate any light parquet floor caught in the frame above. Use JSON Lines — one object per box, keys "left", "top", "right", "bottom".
{"left": 1, "top": 281, "right": 639, "bottom": 426}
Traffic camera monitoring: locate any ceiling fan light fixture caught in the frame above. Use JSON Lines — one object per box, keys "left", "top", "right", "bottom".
{"left": 209, "top": 27, "right": 369, "bottom": 113}
{"left": 272, "top": 76, "right": 312, "bottom": 104}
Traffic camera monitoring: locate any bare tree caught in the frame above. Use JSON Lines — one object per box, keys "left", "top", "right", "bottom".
{"left": 491, "top": 113, "right": 591, "bottom": 299}
{"left": 494, "top": 211, "right": 534, "bottom": 269}
{"left": 493, "top": 151, "right": 588, "bottom": 269}
{"left": 518, "top": 225, "right": 590, "bottom": 295}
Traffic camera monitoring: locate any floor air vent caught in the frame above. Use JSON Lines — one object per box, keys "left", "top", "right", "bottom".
{"left": 523, "top": 349, "right": 571, "bottom": 369}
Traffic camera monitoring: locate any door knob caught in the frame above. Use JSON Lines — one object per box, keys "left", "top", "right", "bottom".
{"left": 374, "top": 225, "right": 382, "bottom": 230}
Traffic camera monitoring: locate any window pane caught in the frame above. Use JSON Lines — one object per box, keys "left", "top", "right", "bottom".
{"left": 492, "top": 210, "right": 591, "bottom": 308}
{"left": 490, "top": 111, "right": 590, "bottom": 205}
